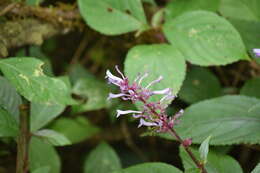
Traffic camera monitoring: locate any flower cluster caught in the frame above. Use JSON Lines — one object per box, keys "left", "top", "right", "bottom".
{"left": 106, "top": 66, "right": 183, "bottom": 132}
{"left": 253, "top": 49, "right": 260, "bottom": 57}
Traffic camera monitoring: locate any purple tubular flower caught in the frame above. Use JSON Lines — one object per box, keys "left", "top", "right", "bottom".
{"left": 106, "top": 66, "right": 183, "bottom": 132}
{"left": 253, "top": 49, "right": 260, "bottom": 57}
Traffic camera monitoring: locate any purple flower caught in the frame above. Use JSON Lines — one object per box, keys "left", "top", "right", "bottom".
{"left": 253, "top": 49, "right": 260, "bottom": 57}
{"left": 106, "top": 66, "right": 183, "bottom": 132}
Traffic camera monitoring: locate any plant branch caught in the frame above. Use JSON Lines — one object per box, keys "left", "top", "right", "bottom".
{"left": 16, "top": 104, "right": 30, "bottom": 173}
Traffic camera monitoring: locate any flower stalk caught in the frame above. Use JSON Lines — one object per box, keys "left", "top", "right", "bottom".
{"left": 106, "top": 66, "right": 208, "bottom": 173}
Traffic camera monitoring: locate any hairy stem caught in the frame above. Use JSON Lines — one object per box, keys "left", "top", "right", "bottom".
{"left": 16, "top": 104, "right": 30, "bottom": 173}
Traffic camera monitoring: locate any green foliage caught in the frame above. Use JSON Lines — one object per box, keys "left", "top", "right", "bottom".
{"left": 78, "top": 0, "right": 148, "bottom": 35}
{"left": 50, "top": 116, "right": 100, "bottom": 144}
{"left": 163, "top": 11, "right": 248, "bottom": 66}
{"left": 30, "top": 103, "right": 65, "bottom": 132}
{"left": 199, "top": 135, "right": 212, "bottom": 164}
{"left": 251, "top": 163, "right": 260, "bottom": 173}
{"left": 0, "top": 108, "right": 18, "bottom": 137}
{"left": 72, "top": 77, "right": 110, "bottom": 113}
{"left": 124, "top": 44, "right": 186, "bottom": 107}
{"left": 219, "top": 0, "right": 260, "bottom": 22}
{"left": 178, "top": 67, "right": 222, "bottom": 104}
{"left": 165, "top": 0, "right": 220, "bottom": 20}
{"left": 0, "top": 76, "right": 22, "bottom": 121}
{"left": 33, "top": 129, "right": 71, "bottom": 146}
{"left": 113, "top": 162, "right": 182, "bottom": 173}
{"left": 84, "top": 142, "right": 122, "bottom": 173}
{"left": 29, "top": 137, "right": 61, "bottom": 173}
{"left": 32, "top": 166, "right": 50, "bottom": 173}
{"left": 0, "top": 57, "right": 76, "bottom": 105}
{"left": 180, "top": 147, "right": 243, "bottom": 173}
{"left": 240, "top": 77, "right": 260, "bottom": 99}
{"left": 160, "top": 95, "right": 260, "bottom": 145}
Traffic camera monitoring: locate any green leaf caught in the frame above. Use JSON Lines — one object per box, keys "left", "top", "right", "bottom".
{"left": 113, "top": 162, "right": 182, "bottom": 173}
{"left": 185, "top": 168, "right": 200, "bottom": 173}
{"left": 50, "top": 116, "right": 100, "bottom": 144}
{"left": 32, "top": 166, "right": 50, "bottom": 173}
{"left": 199, "top": 135, "right": 212, "bottom": 164}
{"left": 68, "top": 64, "right": 95, "bottom": 85}
{"left": 0, "top": 57, "right": 76, "bottom": 105}
{"left": 165, "top": 0, "right": 220, "bottom": 20}
{"left": 0, "top": 76, "right": 22, "bottom": 121}
{"left": 34, "top": 129, "right": 71, "bottom": 146}
{"left": 78, "top": 0, "right": 148, "bottom": 35}
{"left": 29, "top": 137, "right": 61, "bottom": 173}
{"left": 26, "top": 0, "right": 43, "bottom": 6}
{"left": 72, "top": 77, "right": 110, "bottom": 113}
{"left": 178, "top": 67, "right": 222, "bottom": 104}
{"left": 30, "top": 102, "right": 65, "bottom": 132}
{"left": 219, "top": 0, "right": 260, "bottom": 22}
{"left": 124, "top": 44, "right": 186, "bottom": 107}
{"left": 228, "top": 19, "right": 260, "bottom": 52}
{"left": 163, "top": 11, "right": 248, "bottom": 66}
{"left": 251, "top": 163, "right": 260, "bottom": 173}
{"left": 180, "top": 147, "right": 243, "bottom": 173}
{"left": 160, "top": 95, "right": 260, "bottom": 145}
{"left": 84, "top": 142, "right": 121, "bottom": 173}
{"left": 0, "top": 108, "right": 19, "bottom": 137}
{"left": 142, "top": 0, "right": 156, "bottom": 5}
{"left": 240, "top": 77, "right": 260, "bottom": 99}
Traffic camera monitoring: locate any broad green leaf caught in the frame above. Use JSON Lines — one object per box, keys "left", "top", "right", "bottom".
{"left": 26, "top": 0, "right": 43, "bottom": 6}
{"left": 30, "top": 102, "right": 65, "bottom": 132}
{"left": 0, "top": 57, "right": 76, "bottom": 105}
{"left": 199, "top": 135, "right": 212, "bottom": 164}
{"left": 78, "top": 0, "right": 148, "bottom": 35}
{"left": 0, "top": 108, "right": 18, "bottom": 137}
{"left": 165, "top": 0, "right": 220, "bottom": 20}
{"left": 163, "top": 11, "right": 248, "bottom": 66}
{"left": 34, "top": 129, "right": 71, "bottom": 146}
{"left": 228, "top": 19, "right": 260, "bottom": 52}
{"left": 160, "top": 95, "right": 260, "bottom": 145}
{"left": 68, "top": 64, "right": 95, "bottom": 85}
{"left": 50, "top": 116, "right": 100, "bottom": 144}
{"left": 142, "top": 0, "right": 156, "bottom": 5}
{"left": 185, "top": 169, "right": 200, "bottom": 173}
{"left": 32, "top": 166, "right": 50, "bottom": 173}
{"left": 180, "top": 147, "right": 243, "bottom": 173}
{"left": 251, "top": 163, "right": 260, "bottom": 173}
{"left": 0, "top": 76, "right": 22, "bottom": 121}
{"left": 124, "top": 44, "right": 186, "bottom": 107}
{"left": 29, "top": 137, "right": 61, "bottom": 173}
{"left": 178, "top": 67, "right": 222, "bottom": 104}
{"left": 84, "top": 142, "right": 121, "bottom": 173}
{"left": 113, "top": 162, "right": 182, "bottom": 173}
{"left": 240, "top": 77, "right": 260, "bottom": 99}
{"left": 219, "top": 0, "right": 260, "bottom": 22}
{"left": 72, "top": 77, "right": 110, "bottom": 113}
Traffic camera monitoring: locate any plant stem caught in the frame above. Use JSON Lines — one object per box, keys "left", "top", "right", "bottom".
{"left": 168, "top": 127, "right": 208, "bottom": 173}
{"left": 16, "top": 104, "right": 30, "bottom": 173}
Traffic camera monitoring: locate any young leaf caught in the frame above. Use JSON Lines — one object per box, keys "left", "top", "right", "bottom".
{"left": 160, "top": 95, "right": 260, "bottom": 145}
{"left": 78, "top": 0, "right": 148, "bottom": 35}
{"left": 50, "top": 116, "right": 100, "bottom": 144}
{"left": 33, "top": 129, "right": 71, "bottom": 146}
{"left": 163, "top": 11, "right": 248, "bottom": 66}
{"left": 113, "top": 162, "right": 182, "bottom": 173}
{"left": 29, "top": 137, "right": 61, "bottom": 173}
{"left": 165, "top": 0, "right": 220, "bottom": 20}
{"left": 199, "top": 135, "right": 212, "bottom": 164}
{"left": 0, "top": 76, "right": 22, "bottom": 121}
{"left": 178, "top": 67, "right": 222, "bottom": 104}
{"left": 0, "top": 108, "right": 19, "bottom": 137}
{"left": 180, "top": 147, "right": 243, "bottom": 173}
{"left": 251, "top": 163, "right": 260, "bottom": 173}
{"left": 124, "top": 44, "right": 186, "bottom": 107}
{"left": 0, "top": 57, "right": 76, "bottom": 105}
{"left": 84, "top": 142, "right": 121, "bottom": 173}
{"left": 240, "top": 77, "right": 260, "bottom": 99}
{"left": 30, "top": 102, "right": 65, "bottom": 132}
{"left": 72, "top": 77, "right": 110, "bottom": 113}
{"left": 219, "top": 0, "right": 260, "bottom": 22}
